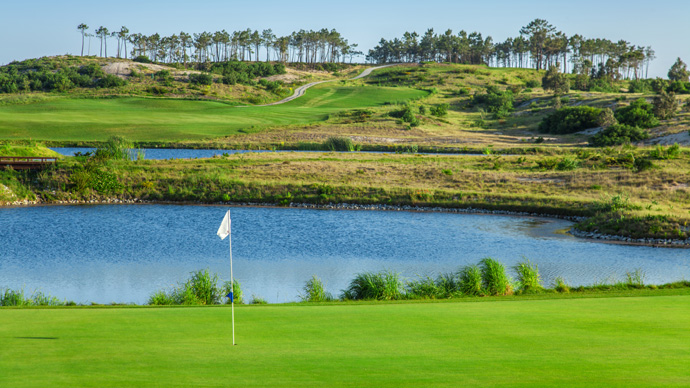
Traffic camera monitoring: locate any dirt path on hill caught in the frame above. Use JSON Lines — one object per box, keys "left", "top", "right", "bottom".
{"left": 249, "top": 63, "right": 402, "bottom": 107}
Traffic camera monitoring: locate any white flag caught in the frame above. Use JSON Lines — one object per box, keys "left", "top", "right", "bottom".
{"left": 217, "top": 210, "right": 231, "bottom": 240}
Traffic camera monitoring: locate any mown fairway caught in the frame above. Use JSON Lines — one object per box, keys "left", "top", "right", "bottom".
{"left": 0, "top": 85, "right": 427, "bottom": 141}
{"left": 2, "top": 295, "right": 689, "bottom": 387}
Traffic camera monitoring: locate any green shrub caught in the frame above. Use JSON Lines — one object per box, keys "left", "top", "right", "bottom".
{"left": 649, "top": 143, "right": 681, "bottom": 160}
{"left": 513, "top": 259, "right": 542, "bottom": 292}
{"left": 628, "top": 79, "right": 651, "bottom": 93}
{"left": 555, "top": 156, "right": 580, "bottom": 171}
{"left": 435, "top": 272, "right": 461, "bottom": 298}
{"left": 148, "top": 269, "right": 226, "bottom": 306}
{"left": 538, "top": 106, "right": 605, "bottom": 134}
{"left": 406, "top": 276, "right": 440, "bottom": 299}
{"left": 625, "top": 269, "right": 646, "bottom": 288}
{"left": 614, "top": 98, "right": 659, "bottom": 128}
{"left": 589, "top": 124, "right": 649, "bottom": 146}
{"left": 300, "top": 275, "right": 333, "bottom": 302}
{"left": 553, "top": 277, "right": 570, "bottom": 293}
{"left": 524, "top": 80, "right": 540, "bottom": 88}
{"left": 472, "top": 86, "right": 514, "bottom": 118}
{"left": 430, "top": 103, "right": 449, "bottom": 117}
{"left": 458, "top": 265, "right": 482, "bottom": 296}
{"left": 133, "top": 55, "right": 152, "bottom": 63}
{"left": 188, "top": 73, "right": 213, "bottom": 85}
{"left": 249, "top": 295, "right": 268, "bottom": 304}
{"left": 1, "top": 288, "right": 30, "bottom": 306}
{"left": 479, "top": 258, "right": 512, "bottom": 296}
{"left": 653, "top": 90, "right": 679, "bottom": 119}
{"left": 323, "top": 136, "right": 359, "bottom": 151}
{"left": 222, "top": 279, "right": 243, "bottom": 304}
{"left": 96, "top": 74, "right": 127, "bottom": 88}
{"left": 341, "top": 271, "right": 404, "bottom": 300}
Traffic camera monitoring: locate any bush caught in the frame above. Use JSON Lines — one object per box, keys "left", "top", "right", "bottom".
{"left": 513, "top": 259, "right": 542, "bottom": 292}
{"left": 653, "top": 90, "right": 679, "bottom": 120}
{"left": 614, "top": 98, "right": 659, "bottom": 128}
{"left": 78, "top": 63, "right": 105, "bottom": 78}
{"left": 148, "top": 269, "right": 227, "bottom": 305}
{"left": 96, "top": 74, "right": 127, "bottom": 88}
{"left": 222, "top": 279, "right": 243, "bottom": 304}
{"left": 538, "top": 106, "right": 605, "bottom": 134}
{"left": 524, "top": 79, "right": 540, "bottom": 88}
{"left": 188, "top": 73, "right": 213, "bottom": 85}
{"left": 300, "top": 275, "right": 333, "bottom": 302}
{"left": 341, "top": 271, "right": 404, "bottom": 300}
{"left": 649, "top": 143, "right": 681, "bottom": 160}
{"left": 542, "top": 65, "right": 570, "bottom": 94}
{"left": 133, "top": 55, "right": 152, "bottom": 63}
{"left": 406, "top": 276, "right": 440, "bottom": 299}
{"left": 472, "top": 86, "right": 514, "bottom": 118}
{"left": 458, "top": 265, "right": 483, "bottom": 296}
{"left": 479, "top": 258, "right": 511, "bottom": 296}
{"left": 553, "top": 277, "right": 570, "bottom": 293}
{"left": 589, "top": 124, "right": 650, "bottom": 146}
{"left": 430, "top": 103, "right": 449, "bottom": 117}
{"left": 323, "top": 136, "right": 359, "bottom": 151}
{"left": 628, "top": 79, "right": 651, "bottom": 94}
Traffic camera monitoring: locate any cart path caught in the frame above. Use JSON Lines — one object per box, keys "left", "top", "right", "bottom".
{"left": 246, "top": 63, "right": 402, "bottom": 107}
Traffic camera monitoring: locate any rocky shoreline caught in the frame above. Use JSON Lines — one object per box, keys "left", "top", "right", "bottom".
{"left": 3, "top": 198, "right": 689, "bottom": 248}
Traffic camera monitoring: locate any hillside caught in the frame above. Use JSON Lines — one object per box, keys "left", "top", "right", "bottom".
{"left": 0, "top": 55, "right": 354, "bottom": 106}
{"left": 1, "top": 59, "right": 688, "bottom": 149}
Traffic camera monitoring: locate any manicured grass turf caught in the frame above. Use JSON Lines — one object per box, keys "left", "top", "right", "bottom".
{"left": 2, "top": 295, "right": 689, "bottom": 387}
{"left": 0, "top": 85, "right": 427, "bottom": 142}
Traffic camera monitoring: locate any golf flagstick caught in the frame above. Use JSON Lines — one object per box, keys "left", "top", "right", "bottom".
{"left": 217, "top": 210, "right": 235, "bottom": 345}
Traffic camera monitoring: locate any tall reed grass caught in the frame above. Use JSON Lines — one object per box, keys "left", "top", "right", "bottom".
{"left": 513, "top": 258, "right": 542, "bottom": 292}
{"left": 458, "top": 265, "right": 483, "bottom": 296}
{"left": 341, "top": 271, "right": 403, "bottom": 300}
{"left": 148, "top": 269, "right": 241, "bottom": 305}
{"left": 479, "top": 258, "right": 512, "bottom": 296}
{"left": 300, "top": 275, "right": 333, "bottom": 302}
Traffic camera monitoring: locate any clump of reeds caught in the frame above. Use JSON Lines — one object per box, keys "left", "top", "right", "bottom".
{"left": 148, "top": 269, "right": 237, "bottom": 305}
{"left": 479, "top": 257, "right": 512, "bottom": 296}
{"left": 249, "top": 295, "right": 268, "bottom": 304}
{"left": 405, "top": 276, "right": 440, "bottom": 299}
{"left": 553, "top": 277, "right": 570, "bottom": 293}
{"left": 300, "top": 275, "right": 333, "bottom": 302}
{"left": 341, "top": 271, "right": 403, "bottom": 300}
{"left": 513, "top": 258, "right": 542, "bottom": 293}
{"left": 1, "top": 288, "right": 68, "bottom": 306}
{"left": 625, "top": 269, "right": 646, "bottom": 288}
{"left": 458, "top": 265, "right": 483, "bottom": 296}
{"left": 222, "top": 279, "right": 244, "bottom": 305}
{"left": 322, "top": 136, "right": 359, "bottom": 152}
{"left": 435, "top": 272, "right": 462, "bottom": 298}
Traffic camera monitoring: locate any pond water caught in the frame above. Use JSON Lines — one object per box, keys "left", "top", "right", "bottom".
{"left": 50, "top": 147, "right": 448, "bottom": 160}
{"left": 51, "top": 147, "right": 267, "bottom": 160}
{"left": 1, "top": 205, "right": 688, "bottom": 304}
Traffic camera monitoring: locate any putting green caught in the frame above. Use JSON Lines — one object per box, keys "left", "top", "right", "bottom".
{"left": 0, "top": 85, "right": 427, "bottom": 142}
{"left": 1, "top": 295, "right": 689, "bottom": 387}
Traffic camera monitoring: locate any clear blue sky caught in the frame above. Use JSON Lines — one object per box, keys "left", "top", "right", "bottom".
{"left": 1, "top": 0, "right": 688, "bottom": 78}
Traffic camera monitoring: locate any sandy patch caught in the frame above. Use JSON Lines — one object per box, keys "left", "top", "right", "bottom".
{"left": 102, "top": 61, "right": 202, "bottom": 79}
{"left": 647, "top": 131, "right": 690, "bottom": 145}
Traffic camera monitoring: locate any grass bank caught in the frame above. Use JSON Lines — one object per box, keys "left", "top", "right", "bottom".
{"left": 1, "top": 294, "right": 689, "bottom": 387}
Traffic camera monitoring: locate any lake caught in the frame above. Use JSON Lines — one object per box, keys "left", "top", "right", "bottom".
{"left": 1, "top": 204, "right": 688, "bottom": 304}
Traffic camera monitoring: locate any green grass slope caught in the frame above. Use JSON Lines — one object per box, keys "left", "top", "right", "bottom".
{"left": 2, "top": 295, "right": 689, "bottom": 387}
{"left": 0, "top": 85, "right": 427, "bottom": 141}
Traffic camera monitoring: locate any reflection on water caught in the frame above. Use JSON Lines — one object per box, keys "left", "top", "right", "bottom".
{"left": 1, "top": 205, "right": 688, "bottom": 304}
